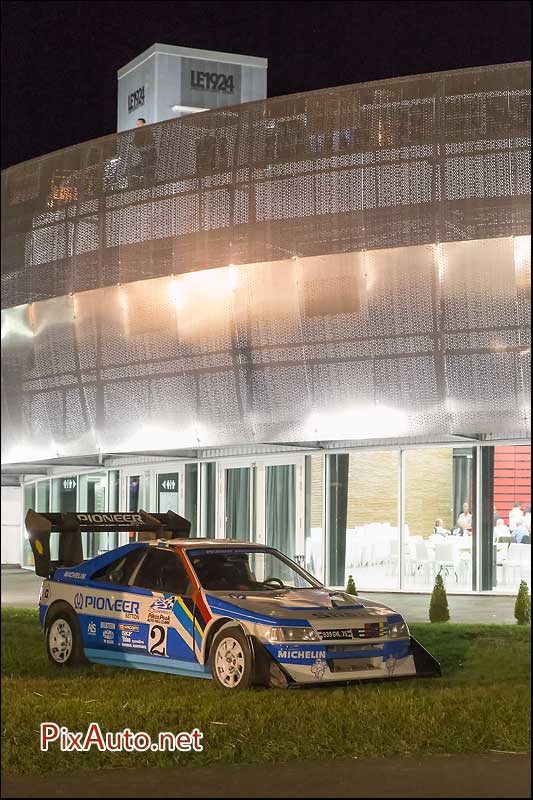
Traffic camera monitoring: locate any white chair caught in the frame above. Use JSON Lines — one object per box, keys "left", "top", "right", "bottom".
{"left": 412, "top": 539, "right": 434, "bottom": 584}
{"left": 503, "top": 543, "right": 531, "bottom": 585}
{"left": 433, "top": 540, "right": 460, "bottom": 582}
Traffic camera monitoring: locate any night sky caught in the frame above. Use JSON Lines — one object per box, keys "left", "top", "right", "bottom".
{"left": 1, "top": 0, "right": 531, "bottom": 169}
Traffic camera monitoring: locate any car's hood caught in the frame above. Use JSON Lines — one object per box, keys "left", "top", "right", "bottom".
{"left": 205, "top": 588, "right": 401, "bottom": 625}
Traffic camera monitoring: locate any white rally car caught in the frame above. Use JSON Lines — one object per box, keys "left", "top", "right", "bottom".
{"left": 27, "top": 510, "right": 441, "bottom": 689}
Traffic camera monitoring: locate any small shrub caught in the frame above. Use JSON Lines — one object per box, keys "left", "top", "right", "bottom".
{"left": 429, "top": 572, "right": 450, "bottom": 622}
{"left": 346, "top": 575, "right": 357, "bottom": 596}
{"left": 514, "top": 580, "right": 531, "bottom": 625}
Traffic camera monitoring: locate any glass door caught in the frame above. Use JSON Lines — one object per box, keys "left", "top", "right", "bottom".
{"left": 265, "top": 464, "right": 296, "bottom": 557}
{"left": 156, "top": 472, "right": 180, "bottom": 513}
{"left": 218, "top": 457, "right": 305, "bottom": 558}
{"left": 222, "top": 466, "right": 252, "bottom": 540}
{"left": 121, "top": 469, "right": 152, "bottom": 544}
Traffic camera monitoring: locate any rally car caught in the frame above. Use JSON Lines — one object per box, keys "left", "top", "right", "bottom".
{"left": 26, "top": 509, "right": 440, "bottom": 689}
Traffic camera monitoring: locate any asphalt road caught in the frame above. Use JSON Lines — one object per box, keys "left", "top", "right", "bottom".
{"left": 2, "top": 753, "right": 531, "bottom": 798}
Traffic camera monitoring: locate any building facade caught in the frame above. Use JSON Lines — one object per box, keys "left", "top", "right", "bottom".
{"left": 1, "top": 62, "right": 531, "bottom": 593}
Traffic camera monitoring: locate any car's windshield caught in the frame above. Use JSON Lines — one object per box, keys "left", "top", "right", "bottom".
{"left": 186, "top": 548, "right": 320, "bottom": 591}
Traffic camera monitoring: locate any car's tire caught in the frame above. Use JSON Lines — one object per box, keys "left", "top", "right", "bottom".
{"left": 210, "top": 626, "right": 255, "bottom": 690}
{"left": 45, "top": 604, "right": 86, "bottom": 667}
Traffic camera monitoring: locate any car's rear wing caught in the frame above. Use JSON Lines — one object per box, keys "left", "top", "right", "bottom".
{"left": 25, "top": 509, "right": 191, "bottom": 577}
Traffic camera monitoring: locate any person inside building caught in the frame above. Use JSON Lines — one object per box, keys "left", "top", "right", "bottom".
{"left": 131, "top": 118, "right": 155, "bottom": 185}
{"left": 456, "top": 502, "right": 473, "bottom": 536}
{"left": 512, "top": 521, "right": 531, "bottom": 544}
{"left": 433, "top": 518, "right": 450, "bottom": 537}
{"left": 509, "top": 502, "right": 524, "bottom": 531}
{"left": 493, "top": 517, "right": 511, "bottom": 542}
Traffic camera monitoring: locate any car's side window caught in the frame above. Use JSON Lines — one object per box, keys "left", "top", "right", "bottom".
{"left": 91, "top": 548, "right": 144, "bottom": 586}
{"left": 131, "top": 548, "right": 192, "bottom": 596}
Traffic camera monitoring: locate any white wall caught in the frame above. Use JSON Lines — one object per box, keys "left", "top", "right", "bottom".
{"left": 1, "top": 486, "right": 22, "bottom": 565}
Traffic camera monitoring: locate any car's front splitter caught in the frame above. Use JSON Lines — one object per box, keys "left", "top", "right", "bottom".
{"left": 263, "top": 636, "right": 441, "bottom": 685}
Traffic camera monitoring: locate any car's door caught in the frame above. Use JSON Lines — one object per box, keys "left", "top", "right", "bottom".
{"left": 83, "top": 546, "right": 147, "bottom": 654}
{"left": 129, "top": 546, "right": 197, "bottom": 664}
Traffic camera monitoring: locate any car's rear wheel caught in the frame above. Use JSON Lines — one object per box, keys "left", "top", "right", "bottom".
{"left": 210, "top": 626, "right": 254, "bottom": 690}
{"left": 45, "top": 605, "right": 86, "bottom": 667}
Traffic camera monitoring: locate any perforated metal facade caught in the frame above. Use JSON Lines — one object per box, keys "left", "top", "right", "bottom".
{"left": 1, "top": 62, "right": 531, "bottom": 464}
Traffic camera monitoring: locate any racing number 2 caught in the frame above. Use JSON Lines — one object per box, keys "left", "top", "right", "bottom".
{"left": 149, "top": 624, "right": 168, "bottom": 656}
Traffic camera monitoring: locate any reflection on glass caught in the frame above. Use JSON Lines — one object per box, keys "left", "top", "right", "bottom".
{"left": 22, "top": 484, "right": 36, "bottom": 568}
{"left": 129, "top": 475, "right": 141, "bottom": 512}
{"left": 51, "top": 476, "right": 77, "bottom": 513}
{"left": 225, "top": 468, "right": 250, "bottom": 540}
{"left": 108, "top": 470, "right": 119, "bottom": 512}
{"left": 185, "top": 464, "right": 198, "bottom": 536}
{"left": 79, "top": 473, "right": 111, "bottom": 556}
{"left": 493, "top": 445, "right": 531, "bottom": 592}
{"left": 199, "top": 462, "right": 216, "bottom": 538}
{"left": 404, "top": 447, "right": 474, "bottom": 591}
{"left": 36, "top": 481, "right": 50, "bottom": 513}
{"left": 266, "top": 465, "right": 296, "bottom": 558}
{"left": 157, "top": 472, "right": 179, "bottom": 513}
{"left": 305, "top": 455, "right": 324, "bottom": 580}
{"left": 327, "top": 452, "right": 400, "bottom": 590}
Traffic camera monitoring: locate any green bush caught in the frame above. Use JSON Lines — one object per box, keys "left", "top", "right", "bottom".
{"left": 346, "top": 574, "right": 357, "bottom": 595}
{"left": 429, "top": 572, "right": 450, "bottom": 622}
{"left": 514, "top": 580, "right": 531, "bottom": 625}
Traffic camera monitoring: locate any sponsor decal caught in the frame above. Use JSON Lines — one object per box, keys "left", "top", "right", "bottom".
{"left": 43, "top": 586, "right": 50, "bottom": 600}
{"left": 64, "top": 571, "right": 86, "bottom": 579}
{"left": 100, "top": 621, "right": 115, "bottom": 630}
{"left": 118, "top": 623, "right": 139, "bottom": 632}
{"left": 310, "top": 658, "right": 327, "bottom": 681}
{"left": 87, "top": 622, "right": 97, "bottom": 635}
{"left": 81, "top": 595, "right": 140, "bottom": 617}
{"left": 122, "top": 637, "right": 146, "bottom": 649}
{"left": 102, "top": 629, "right": 114, "bottom": 641}
{"left": 147, "top": 611, "right": 171, "bottom": 625}
{"left": 150, "top": 597, "right": 175, "bottom": 611}
{"left": 147, "top": 597, "right": 174, "bottom": 625}
{"left": 77, "top": 513, "right": 144, "bottom": 526}
{"left": 148, "top": 624, "right": 168, "bottom": 657}
{"left": 276, "top": 648, "right": 327, "bottom": 661}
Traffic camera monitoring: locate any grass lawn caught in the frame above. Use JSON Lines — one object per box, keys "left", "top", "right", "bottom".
{"left": 1, "top": 608, "right": 530, "bottom": 775}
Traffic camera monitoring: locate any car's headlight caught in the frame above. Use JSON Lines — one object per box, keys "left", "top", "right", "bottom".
{"left": 266, "top": 626, "right": 320, "bottom": 643}
{"left": 389, "top": 621, "right": 409, "bottom": 638}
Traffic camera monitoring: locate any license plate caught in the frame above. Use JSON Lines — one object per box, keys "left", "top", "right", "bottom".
{"left": 318, "top": 629, "right": 353, "bottom": 640}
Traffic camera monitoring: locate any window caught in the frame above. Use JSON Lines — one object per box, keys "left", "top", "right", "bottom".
{"left": 92, "top": 547, "right": 145, "bottom": 586}
{"left": 403, "top": 447, "right": 475, "bottom": 591}
{"left": 132, "top": 548, "right": 191, "bottom": 595}
{"left": 188, "top": 547, "right": 318, "bottom": 591}
{"left": 326, "top": 451, "right": 400, "bottom": 589}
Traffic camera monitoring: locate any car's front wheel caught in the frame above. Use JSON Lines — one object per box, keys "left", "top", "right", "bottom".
{"left": 45, "top": 605, "right": 86, "bottom": 667}
{"left": 210, "top": 626, "right": 254, "bottom": 690}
